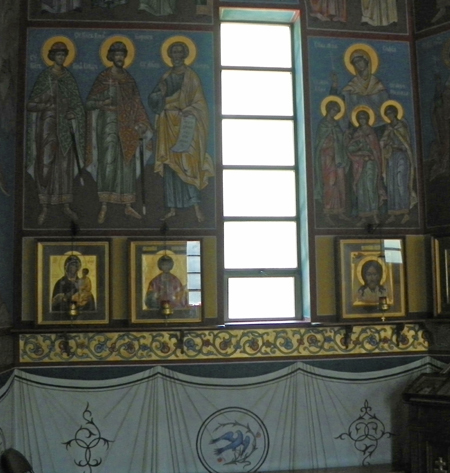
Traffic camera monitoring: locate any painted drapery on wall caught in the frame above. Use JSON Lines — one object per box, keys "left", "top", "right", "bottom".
{"left": 24, "top": 28, "right": 215, "bottom": 231}
{"left": 0, "top": 358, "right": 440, "bottom": 472}
{"left": 308, "top": 37, "right": 417, "bottom": 231}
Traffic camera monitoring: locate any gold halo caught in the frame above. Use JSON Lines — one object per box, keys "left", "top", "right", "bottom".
{"left": 42, "top": 36, "right": 76, "bottom": 67}
{"left": 351, "top": 105, "right": 376, "bottom": 127}
{"left": 381, "top": 100, "right": 404, "bottom": 122}
{"left": 161, "top": 35, "right": 197, "bottom": 67}
{"left": 100, "top": 35, "right": 136, "bottom": 69}
{"left": 320, "top": 95, "right": 346, "bottom": 120}
{"left": 344, "top": 43, "right": 379, "bottom": 75}
{"left": 59, "top": 251, "right": 85, "bottom": 275}
{"left": 356, "top": 256, "right": 387, "bottom": 286}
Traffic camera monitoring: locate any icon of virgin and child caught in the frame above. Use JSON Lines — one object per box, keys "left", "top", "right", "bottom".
{"left": 51, "top": 254, "right": 95, "bottom": 312}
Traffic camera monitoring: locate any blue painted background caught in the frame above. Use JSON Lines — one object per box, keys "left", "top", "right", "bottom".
{"left": 416, "top": 31, "right": 450, "bottom": 163}
{"left": 307, "top": 36, "right": 415, "bottom": 150}
{"left": 25, "top": 28, "right": 215, "bottom": 166}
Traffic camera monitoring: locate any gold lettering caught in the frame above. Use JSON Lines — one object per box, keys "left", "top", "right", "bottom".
{"left": 361, "top": 245, "right": 380, "bottom": 251}
{"left": 142, "top": 246, "right": 158, "bottom": 252}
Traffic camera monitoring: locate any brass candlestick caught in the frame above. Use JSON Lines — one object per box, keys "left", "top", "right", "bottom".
{"left": 160, "top": 300, "right": 173, "bottom": 317}
{"left": 69, "top": 300, "right": 79, "bottom": 317}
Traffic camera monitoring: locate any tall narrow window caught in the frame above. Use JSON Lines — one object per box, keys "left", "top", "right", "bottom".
{"left": 221, "top": 11, "right": 308, "bottom": 322}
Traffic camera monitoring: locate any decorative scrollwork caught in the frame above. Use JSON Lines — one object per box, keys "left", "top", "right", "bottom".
{"left": 63, "top": 403, "right": 113, "bottom": 473}
{"left": 20, "top": 324, "right": 429, "bottom": 363}
{"left": 335, "top": 400, "right": 393, "bottom": 466}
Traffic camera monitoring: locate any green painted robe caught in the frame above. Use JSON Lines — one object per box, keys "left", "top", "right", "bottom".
{"left": 26, "top": 66, "right": 85, "bottom": 205}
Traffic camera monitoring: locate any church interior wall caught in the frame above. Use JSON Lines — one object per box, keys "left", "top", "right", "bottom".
{"left": 0, "top": 0, "right": 450, "bottom": 471}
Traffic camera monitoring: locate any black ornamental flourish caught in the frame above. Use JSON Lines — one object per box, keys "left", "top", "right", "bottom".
{"left": 335, "top": 399, "right": 393, "bottom": 466}
{"left": 63, "top": 403, "right": 113, "bottom": 473}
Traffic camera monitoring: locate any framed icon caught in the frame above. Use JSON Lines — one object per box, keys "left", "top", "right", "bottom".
{"left": 129, "top": 240, "right": 202, "bottom": 324}
{"left": 336, "top": 238, "right": 407, "bottom": 320}
{"left": 432, "top": 235, "right": 450, "bottom": 317}
{"left": 37, "top": 240, "right": 109, "bottom": 324}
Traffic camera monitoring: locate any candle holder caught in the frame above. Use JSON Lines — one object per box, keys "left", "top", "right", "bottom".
{"left": 379, "top": 296, "right": 389, "bottom": 312}
{"left": 69, "top": 300, "right": 79, "bottom": 317}
{"left": 379, "top": 296, "right": 390, "bottom": 322}
{"left": 160, "top": 300, "right": 173, "bottom": 317}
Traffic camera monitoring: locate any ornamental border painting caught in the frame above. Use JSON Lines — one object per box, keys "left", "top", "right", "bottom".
{"left": 432, "top": 235, "right": 450, "bottom": 317}
{"left": 336, "top": 238, "right": 406, "bottom": 320}
{"left": 37, "top": 240, "right": 109, "bottom": 325}
{"left": 28, "top": 1, "right": 213, "bottom": 25}
{"left": 23, "top": 28, "right": 215, "bottom": 231}
{"left": 129, "top": 239, "right": 202, "bottom": 324}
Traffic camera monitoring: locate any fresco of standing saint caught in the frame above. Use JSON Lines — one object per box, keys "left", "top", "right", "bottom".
{"left": 148, "top": 36, "right": 214, "bottom": 223}
{"left": 345, "top": 106, "right": 386, "bottom": 225}
{"left": 26, "top": 37, "right": 85, "bottom": 226}
{"left": 380, "top": 100, "right": 417, "bottom": 225}
{"left": 309, "top": 0, "right": 347, "bottom": 22}
{"left": 40, "top": 0, "right": 81, "bottom": 13}
{"left": 360, "top": 0, "right": 398, "bottom": 26}
{"left": 92, "top": 0, "right": 128, "bottom": 7}
{"left": 138, "top": 0, "right": 176, "bottom": 15}
{"left": 331, "top": 43, "right": 389, "bottom": 131}
{"left": 314, "top": 95, "right": 351, "bottom": 225}
{"left": 86, "top": 37, "right": 153, "bottom": 224}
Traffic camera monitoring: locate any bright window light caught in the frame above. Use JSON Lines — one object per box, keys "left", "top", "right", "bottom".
{"left": 221, "top": 23, "right": 292, "bottom": 68}
{"left": 228, "top": 277, "right": 296, "bottom": 319}
{"left": 223, "top": 170, "right": 296, "bottom": 217}
{"left": 222, "top": 119, "right": 295, "bottom": 166}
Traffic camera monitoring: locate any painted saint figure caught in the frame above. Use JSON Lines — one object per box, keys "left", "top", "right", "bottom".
{"left": 195, "top": 0, "right": 212, "bottom": 16}
{"left": 432, "top": 0, "right": 450, "bottom": 23}
{"left": 309, "top": 0, "right": 347, "bottom": 22}
{"left": 0, "top": 54, "right": 13, "bottom": 197}
{"left": 0, "top": 0, "right": 17, "bottom": 135}
{"left": 26, "top": 40, "right": 85, "bottom": 225}
{"left": 314, "top": 96, "right": 350, "bottom": 225}
{"left": 380, "top": 102, "right": 417, "bottom": 225}
{"left": 346, "top": 107, "right": 386, "bottom": 225}
{"left": 86, "top": 40, "right": 152, "bottom": 224}
{"left": 331, "top": 45, "right": 389, "bottom": 130}
{"left": 71, "top": 268, "right": 95, "bottom": 310}
{"left": 145, "top": 255, "right": 188, "bottom": 309}
{"left": 148, "top": 37, "right": 214, "bottom": 223}
{"left": 360, "top": 0, "right": 398, "bottom": 27}
{"left": 40, "top": 1, "right": 81, "bottom": 13}
{"left": 138, "top": 0, "right": 176, "bottom": 15}
{"left": 52, "top": 255, "right": 95, "bottom": 312}
{"left": 355, "top": 259, "right": 388, "bottom": 304}
{"left": 429, "top": 68, "right": 450, "bottom": 180}
{"left": 92, "top": 0, "right": 128, "bottom": 8}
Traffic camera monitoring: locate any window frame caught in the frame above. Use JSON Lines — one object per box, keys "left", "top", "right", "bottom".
{"left": 219, "top": 9, "right": 310, "bottom": 324}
